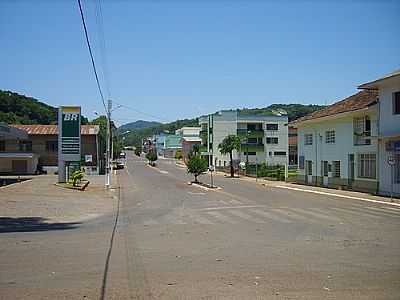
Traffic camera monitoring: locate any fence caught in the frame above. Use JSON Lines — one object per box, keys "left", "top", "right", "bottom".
{"left": 216, "top": 163, "right": 299, "bottom": 182}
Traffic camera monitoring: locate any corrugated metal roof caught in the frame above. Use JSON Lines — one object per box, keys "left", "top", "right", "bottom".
{"left": 11, "top": 124, "right": 100, "bottom": 135}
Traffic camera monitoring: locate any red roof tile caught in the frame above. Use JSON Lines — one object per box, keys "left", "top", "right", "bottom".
{"left": 292, "top": 90, "right": 378, "bottom": 125}
{"left": 11, "top": 124, "right": 100, "bottom": 135}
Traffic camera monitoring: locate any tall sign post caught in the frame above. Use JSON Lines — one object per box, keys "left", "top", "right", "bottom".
{"left": 58, "top": 106, "right": 81, "bottom": 183}
{"left": 387, "top": 154, "right": 396, "bottom": 202}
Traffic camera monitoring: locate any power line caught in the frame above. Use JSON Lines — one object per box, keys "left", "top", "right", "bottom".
{"left": 113, "top": 101, "right": 170, "bottom": 123}
{"left": 77, "top": 0, "right": 107, "bottom": 113}
{"left": 94, "top": 0, "right": 111, "bottom": 99}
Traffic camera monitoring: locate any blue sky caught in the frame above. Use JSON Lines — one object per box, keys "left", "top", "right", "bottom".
{"left": 1, "top": 0, "right": 399, "bottom": 125}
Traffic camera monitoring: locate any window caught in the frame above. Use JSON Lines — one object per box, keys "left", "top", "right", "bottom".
{"left": 247, "top": 137, "right": 258, "bottom": 144}
{"left": 325, "top": 130, "right": 335, "bottom": 144}
{"left": 19, "top": 141, "right": 32, "bottom": 152}
{"left": 46, "top": 141, "right": 58, "bottom": 152}
{"left": 393, "top": 91, "right": 400, "bottom": 115}
{"left": 306, "top": 160, "right": 312, "bottom": 175}
{"left": 266, "top": 137, "right": 278, "bottom": 144}
{"left": 304, "top": 134, "right": 313, "bottom": 145}
{"left": 274, "top": 151, "right": 286, "bottom": 156}
{"left": 266, "top": 124, "right": 278, "bottom": 131}
{"left": 243, "top": 152, "right": 256, "bottom": 156}
{"left": 358, "top": 153, "right": 376, "bottom": 179}
{"left": 354, "top": 116, "right": 371, "bottom": 136}
{"left": 333, "top": 161, "right": 340, "bottom": 178}
{"left": 0, "top": 140, "right": 5, "bottom": 151}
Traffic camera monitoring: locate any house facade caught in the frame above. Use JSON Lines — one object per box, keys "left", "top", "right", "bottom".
{"left": 176, "top": 127, "right": 202, "bottom": 162}
{"left": 293, "top": 90, "right": 379, "bottom": 194}
{"left": 0, "top": 124, "right": 40, "bottom": 174}
{"left": 4, "top": 124, "right": 100, "bottom": 174}
{"left": 199, "top": 111, "right": 288, "bottom": 168}
{"left": 359, "top": 70, "right": 400, "bottom": 197}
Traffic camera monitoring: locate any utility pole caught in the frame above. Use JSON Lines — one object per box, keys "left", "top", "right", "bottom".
{"left": 105, "top": 99, "right": 112, "bottom": 188}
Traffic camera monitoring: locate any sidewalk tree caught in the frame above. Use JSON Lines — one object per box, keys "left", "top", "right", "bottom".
{"left": 218, "top": 135, "right": 240, "bottom": 177}
{"left": 175, "top": 149, "right": 183, "bottom": 160}
{"left": 134, "top": 145, "right": 142, "bottom": 156}
{"left": 187, "top": 156, "right": 208, "bottom": 183}
{"left": 146, "top": 150, "right": 158, "bottom": 166}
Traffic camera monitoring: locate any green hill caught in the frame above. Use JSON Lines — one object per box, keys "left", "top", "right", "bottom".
{"left": 118, "top": 120, "right": 162, "bottom": 132}
{"left": 0, "top": 90, "right": 88, "bottom": 124}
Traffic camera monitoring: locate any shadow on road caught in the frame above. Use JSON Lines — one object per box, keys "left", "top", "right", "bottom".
{"left": 0, "top": 217, "right": 80, "bottom": 233}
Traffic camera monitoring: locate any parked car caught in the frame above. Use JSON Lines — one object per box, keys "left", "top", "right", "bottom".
{"left": 113, "top": 161, "right": 125, "bottom": 170}
{"left": 119, "top": 152, "right": 126, "bottom": 159}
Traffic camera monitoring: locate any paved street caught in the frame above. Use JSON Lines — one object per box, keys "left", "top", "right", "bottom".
{"left": 1, "top": 152, "right": 400, "bottom": 299}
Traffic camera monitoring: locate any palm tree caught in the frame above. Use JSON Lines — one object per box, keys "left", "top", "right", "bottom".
{"left": 218, "top": 135, "right": 241, "bottom": 177}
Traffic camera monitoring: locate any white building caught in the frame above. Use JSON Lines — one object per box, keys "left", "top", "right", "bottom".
{"left": 293, "top": 90, "right": 380, "bottom": 194}
{"left": 175, "top": 126, "right": 201, "bottom": 138}
{"left": 199, "top": 111, "right": 288, "bottom": 167}
{"left": 359, "top": 70, "right": 400, "bottom": 197}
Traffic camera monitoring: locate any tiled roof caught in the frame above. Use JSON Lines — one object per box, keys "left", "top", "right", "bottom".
{"left": 358, "top": 69, "right": 400, "bottom": 89}
{"left": 291, "top": 90, "right": 378, "bottom": 125}
{"left": 11, "top": 124, "right": 100, "bottom": 135}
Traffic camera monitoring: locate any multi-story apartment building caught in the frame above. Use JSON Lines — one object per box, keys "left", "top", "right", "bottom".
{"left": 359, "top": 69, "right": 400, "bottom": 197}
{"left": 199, "top": 110, "right": 288, "bottom": 168}
{"left": 293, "top": 90, "right": 379, "bottom": 194}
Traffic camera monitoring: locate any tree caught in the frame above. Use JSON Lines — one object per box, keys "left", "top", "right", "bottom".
{"left": 187, "top": 155, "right": 208, "bottom": 183}
{"left": 134, "top": 145, "right": 142, "bottom": 156}
{"left": 175, "top": 149, "right": 183, "bottom": 159}
{"left": 218, "top": 135, "right": 241, "bottom": 177}
{"left": 146, "top": 150, "right": 158, "bottom": 166}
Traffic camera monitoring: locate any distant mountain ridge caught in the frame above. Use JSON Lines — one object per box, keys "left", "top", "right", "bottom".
{"left": 118, "top": 120, "right": 162, "bottom": 131}
{"left": 121, "top": 103, "right": 326, "bottom": 146}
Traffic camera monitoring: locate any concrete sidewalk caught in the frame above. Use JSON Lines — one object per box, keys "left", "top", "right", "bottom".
{"left": 0, "top": 174, "right": 116, "bottom": 223}
{"left": 213, "top": 170, "right": 400, "bottom": 206}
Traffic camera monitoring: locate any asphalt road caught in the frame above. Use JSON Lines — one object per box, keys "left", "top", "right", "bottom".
{"left": 1, "top": 152, "right": 400, "bottom": 299}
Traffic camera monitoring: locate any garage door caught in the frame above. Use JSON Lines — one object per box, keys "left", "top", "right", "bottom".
{"left": 12, "top": 160, "right": 27, "bottom": 174}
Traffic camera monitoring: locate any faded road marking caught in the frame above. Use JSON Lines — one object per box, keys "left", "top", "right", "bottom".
{"left": 249, "top": 209, "right": 292, "bottom": 223}
{"left": 197, "top": 205, "right": 267, "bottom": 211}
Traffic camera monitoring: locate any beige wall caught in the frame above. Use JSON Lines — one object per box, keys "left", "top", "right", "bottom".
{"left": 1, "top": 134, "right": 98, "bottom": 167}
{"left": 0, "top": 156, "right": 38, "bottom": 174}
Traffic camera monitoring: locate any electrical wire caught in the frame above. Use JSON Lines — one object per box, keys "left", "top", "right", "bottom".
{"left": 94, "top": 0, "right": 111, "bottom": 100}
{"left": 113, "top": 101, "right": 170, "bottom": 123}
{"left": 77, "top": 0, "right": 107, "bottom": 113}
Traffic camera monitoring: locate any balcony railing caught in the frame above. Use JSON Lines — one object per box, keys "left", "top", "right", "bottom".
{"left": 240, "top": 143, "right": 264, "bottom": 152}
{"left": 237, "top": 129, "right": 264, "bottom": 138}
{"left": 354, "top": 131, "right": 372, "bottom": 145}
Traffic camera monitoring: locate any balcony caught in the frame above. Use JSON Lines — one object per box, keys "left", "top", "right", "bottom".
{"left": 354, "top": 132, "right": 372, "bottom": 146}
{"left": 240, "top": 143, "right": 264, "bottom": 152}
{"left": 237, "top": 129, "right": 264, "bottom": 138}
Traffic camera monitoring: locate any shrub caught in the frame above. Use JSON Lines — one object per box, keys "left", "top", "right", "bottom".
{"left": 175, "top": 149, "right": 183, "bottom": 160}
{"left": 187, "top": 156, "right": 208, "bottom": 183}
{"left": 70, "top": 170, "right": 84, "bottom": 186}
{"left": 146, "top": 150, "right": 158, "bottom": 166}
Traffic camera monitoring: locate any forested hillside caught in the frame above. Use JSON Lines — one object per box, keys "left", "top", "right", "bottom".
{"left": 0, "top": 90, "right": 88, "bottom": 124}
{"left": 0, "top": 90, "right": 57, "bottom": 124}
